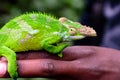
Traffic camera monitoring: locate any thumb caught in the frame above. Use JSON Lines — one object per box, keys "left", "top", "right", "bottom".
{"left": 0, "top": 61, "right": 7, "bottom": 77}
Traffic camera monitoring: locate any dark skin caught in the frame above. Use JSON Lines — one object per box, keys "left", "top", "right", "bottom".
{"left": 0, "top": 46, "right": 120, "bottom": 80}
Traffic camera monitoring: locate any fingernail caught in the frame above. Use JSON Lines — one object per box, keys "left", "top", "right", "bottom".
{"left": 1, "top": 57, "right": 7, "bottom": 61}
{"left": 0, "top": 61, "right": 7, "bottom": 77}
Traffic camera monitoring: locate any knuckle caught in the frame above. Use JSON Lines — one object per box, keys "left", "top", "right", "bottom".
{"left": 80, "top": 46, "right": 96, "bottom": 56}
{"left": 42, "top": 60, "right": 55, "bottom": 76}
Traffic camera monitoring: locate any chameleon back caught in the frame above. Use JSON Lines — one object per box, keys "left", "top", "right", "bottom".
{"left": 0, "top": 13, "right": 68, "bottom": 52}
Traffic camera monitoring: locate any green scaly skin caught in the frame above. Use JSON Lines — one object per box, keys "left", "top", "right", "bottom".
{"left": 0, "top": 12, "right": 96, "bottom": 79}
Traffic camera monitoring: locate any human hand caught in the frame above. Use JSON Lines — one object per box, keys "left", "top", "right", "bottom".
{"left": 1, "top": 46, "right": 120, "bottom": 80}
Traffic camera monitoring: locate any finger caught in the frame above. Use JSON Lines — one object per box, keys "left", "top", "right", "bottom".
{"left": 16, "top": 59, "right": 80, "bottom": 79}
{"left": 62, "top": 46, "right": 95, "bottom": 60}
{"left": 17, "top": 46, "right": 95, "bottom": 61}
{"left": 17, "top": 59, "right": 105, "bottom": 79}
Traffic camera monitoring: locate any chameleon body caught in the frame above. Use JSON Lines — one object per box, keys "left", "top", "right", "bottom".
{"left": 0, "top": 12, "right": 96, "bottom": 79}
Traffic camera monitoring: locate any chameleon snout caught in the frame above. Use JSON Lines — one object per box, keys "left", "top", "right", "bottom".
{"left": 78, "top": 26, "right": 97, "bottom": 36}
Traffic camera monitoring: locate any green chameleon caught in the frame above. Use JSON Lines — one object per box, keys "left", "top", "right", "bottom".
{"left": 0, "top": 12, "right": 96, "bottom": 79}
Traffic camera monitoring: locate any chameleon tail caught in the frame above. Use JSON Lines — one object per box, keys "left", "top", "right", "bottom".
{"left": 0, "top": 45, "right": 18, "bottom": 79}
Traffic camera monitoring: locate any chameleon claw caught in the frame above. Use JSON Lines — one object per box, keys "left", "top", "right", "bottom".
{"left": 11, "top": 72, "right": 18, "bottom": 80}
{"left": 13, "top": 78, "right": 17, "bottom": 80}
{"left": 57, "top": 52, "right": 63, "bottom": 58}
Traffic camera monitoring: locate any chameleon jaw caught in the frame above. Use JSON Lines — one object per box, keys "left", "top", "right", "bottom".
{"left": 70, "top": 36, "right": 85, "bottom": 40}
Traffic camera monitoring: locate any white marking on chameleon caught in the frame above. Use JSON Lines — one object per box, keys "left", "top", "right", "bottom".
{"left": 62, "top": 24, "right": 69, "bottom": 29}
{"left": 61, "top": 31, "right": 67, "bottom": 37}
{"left": 21, "top": 39, "right": 25, "bottom": 43}
{"left": 19, "top": 34, "right": 33, "bottom": 45}
{"left": 64, "top": 35, "right": 69, "bottom": 39}
{"left": 29, "top": 14, "right": 38, "bottom": 20}
{"left": 63, "top": 35, "right": 70, "bottom": 42}
{"left": 30, "top": 30, "right": 39, "bottom": 34}
{"left": 18, "top": 39, "right": 24, "bottom": 45}
{"left": 45, "top": 25, "right": 51, "bottom": 28}
{"left": 53, "top": 32, "right": 60, "bottom": 35}
{"left": 26, "top": 34, "right": 32, "bottom": 39}
{"left": 61, "top": 31, "right": 70, "bottom": 41}
{"left": 15, "top": 18, "right": 39, "bottom": 34}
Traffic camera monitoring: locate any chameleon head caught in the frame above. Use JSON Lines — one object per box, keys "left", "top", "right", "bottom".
{"left": 59, "top": 17, "right": 97, "bottom": 40}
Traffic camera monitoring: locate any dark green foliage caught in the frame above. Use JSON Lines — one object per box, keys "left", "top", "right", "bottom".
{"left": 0, "top": 0, "right": 85, "bottom": 28}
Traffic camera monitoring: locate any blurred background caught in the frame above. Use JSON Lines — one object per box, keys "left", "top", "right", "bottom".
{"left": 0, "top": 0, "right": 85, "bottom": 26}
{"left": 0, "top": 0, "right": 120, "bottom": 80}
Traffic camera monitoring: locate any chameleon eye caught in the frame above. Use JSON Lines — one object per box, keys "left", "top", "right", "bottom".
{"left": 69, "top": 28, "right": 76, "bottom": 35}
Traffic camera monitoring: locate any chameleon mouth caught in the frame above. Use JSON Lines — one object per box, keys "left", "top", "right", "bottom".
{"left": 70, "top": 36, "right": 85, "bottom": 40}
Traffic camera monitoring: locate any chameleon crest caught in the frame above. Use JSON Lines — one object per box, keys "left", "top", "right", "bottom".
{"left": 0, "top": 12, "right": 96, "bottom": 79}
